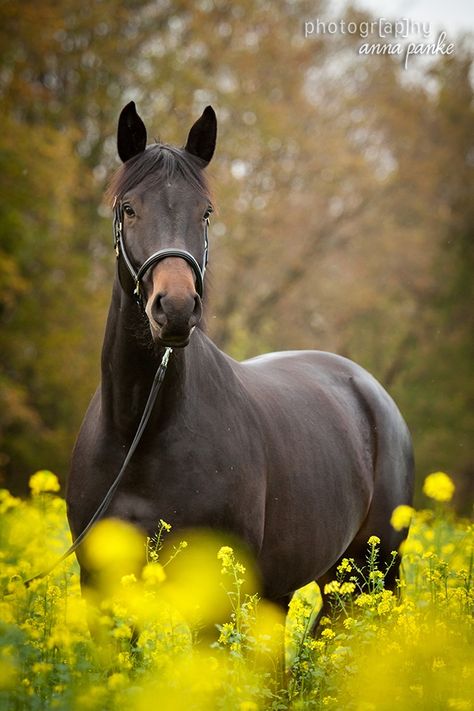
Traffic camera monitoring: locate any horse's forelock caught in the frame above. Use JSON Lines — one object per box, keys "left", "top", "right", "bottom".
{"left": 105, "top": 144, "right": 211, "bottom": 206}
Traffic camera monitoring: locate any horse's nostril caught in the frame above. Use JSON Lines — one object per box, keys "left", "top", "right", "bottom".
{"left": 190, "top": 294, "right": 202, "bottom": 326}
{"left": 150, "top": 291, "right": 202, "bottom": 336}
{"left": 151, "top": 292, "right": 167, "bottom": 327}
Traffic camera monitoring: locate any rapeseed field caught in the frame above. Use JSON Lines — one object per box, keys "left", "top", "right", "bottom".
{"left": 0, "top": 471, "right": 472, "bottom": 710}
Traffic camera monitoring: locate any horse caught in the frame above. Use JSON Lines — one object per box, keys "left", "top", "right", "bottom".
{"left": 66, "top": 101, "right": 414, "bottom": 631}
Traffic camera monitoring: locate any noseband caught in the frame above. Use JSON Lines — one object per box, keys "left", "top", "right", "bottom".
{"left": 112, "top": 197, "right": 209, "bottom": 306}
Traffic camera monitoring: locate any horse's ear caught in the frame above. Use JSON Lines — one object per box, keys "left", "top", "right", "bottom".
{"left": 184, "top": 106, "right": 217, "bottom": 165}
{"left": 117, "top": 102, "right": 147, "bottom": 162}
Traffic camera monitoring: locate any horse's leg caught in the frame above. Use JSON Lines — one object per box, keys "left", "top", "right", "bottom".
{"left": 310, "top": 573, "right": 333, "bottom": 636}
{"left": 270, "top": 592, "right": 293, "bottom": 615}
{"left": 257, "top": 593, "right": 292, "bottom": 686}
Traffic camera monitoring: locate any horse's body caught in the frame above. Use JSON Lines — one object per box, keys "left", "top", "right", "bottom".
{"left": 67, "top": 102, "right": 413, "bottom": 620}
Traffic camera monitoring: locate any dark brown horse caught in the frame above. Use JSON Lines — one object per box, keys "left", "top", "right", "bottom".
{"left": 67, "top": 102, "right": 414, "bottom": 628}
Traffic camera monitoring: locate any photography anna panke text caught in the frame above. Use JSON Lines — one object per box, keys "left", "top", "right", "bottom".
{"left": 304, "top": 17, "right": 455, "bottom": 69}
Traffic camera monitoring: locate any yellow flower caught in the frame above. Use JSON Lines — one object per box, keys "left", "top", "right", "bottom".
{"left": 29, "top": 470, "right": 60, "bottom": 496}
{"left": 0, "top": 490, "right": 21, "bottom": 514}
{"left": 82, "top": 518, "right": 145, "bottom": 572}
{"left": 355, "top": 593, "right": 373, "bottom": 608}
{"left": 391, "top": 505, "right": 415, "bottom": 531}
{"left": 340, "top": 582, "right": 356, "bottom": 595}
{"left": 377, "top": 599, "right": 392, "bottom": 615}
{"left": 32, "top": 662, "right": 53, "bottom": 674}
{"left": 321, "top": 628, "right": 335, "bottom": 640}
{"left": 324, "top": 581, "right": 340, "bottom": 595}
{"left": 423, "top": 472, "right": 455, "bottom": 502}
{"left": 111, "top": 625, "right": 133, "bottom": 639}
{"left": 368, "top": 535, "right": 380, "bottom": 546}
{"left": 120, "top": 573, "right": 137, "bottom": 587}
{"left": 117, "top": 652, "right": 133, "bottom": 670}
{"left": 142, "top": 563, "right": 166, "bottom": 586}
{"left": 217, "top": 545, "right": 233, "bottom": 559}
{"left": 217, "top": 545, "right": 234, "bottom": 569}
{"left": 337, "top": 558, "right": 353, "bottom": 574}
{"left": 218, "top": 621, "right": 234, "bottom": 643}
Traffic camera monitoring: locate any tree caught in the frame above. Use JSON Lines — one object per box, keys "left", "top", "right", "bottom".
{"left": 0, "top": 1, "right": 472, "bottom": 507}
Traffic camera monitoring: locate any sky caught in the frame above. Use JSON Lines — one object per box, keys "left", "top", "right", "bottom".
{"left": 351, "top": 0, "right": 474, "bottom": 38}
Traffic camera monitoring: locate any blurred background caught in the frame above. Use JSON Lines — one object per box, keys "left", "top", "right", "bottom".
{"left": 0, "top": 0, "right": 472, "bottom": 509}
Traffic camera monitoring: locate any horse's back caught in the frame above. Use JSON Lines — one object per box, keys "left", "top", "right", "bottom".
{"left": 241, "top": 349, "right": 410, "bottom": 451}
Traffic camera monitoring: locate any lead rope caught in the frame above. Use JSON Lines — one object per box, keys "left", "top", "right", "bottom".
{"left": 24, "top": 347, "right": 173, "bottom": 587}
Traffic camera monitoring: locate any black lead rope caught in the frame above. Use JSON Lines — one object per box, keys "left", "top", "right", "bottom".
{"left": 24, "top": 347, "right": 173, "bottom": 587}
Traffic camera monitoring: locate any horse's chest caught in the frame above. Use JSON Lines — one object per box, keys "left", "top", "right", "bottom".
{"left": 104, "top": 430, "right": 266, "bottom": 549}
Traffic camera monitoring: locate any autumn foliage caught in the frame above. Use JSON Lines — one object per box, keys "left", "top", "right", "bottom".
{"left": 0, "top": 4, "right": 472, "bottom": 498}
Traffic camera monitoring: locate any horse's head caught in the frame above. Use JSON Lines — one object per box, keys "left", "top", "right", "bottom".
{"left": 109, "top": 102, "right": 217, "bottom": 348}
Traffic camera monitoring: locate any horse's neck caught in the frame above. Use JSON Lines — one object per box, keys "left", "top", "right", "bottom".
{"left": 100, "top": 281, "right": 209, "bottom": 435}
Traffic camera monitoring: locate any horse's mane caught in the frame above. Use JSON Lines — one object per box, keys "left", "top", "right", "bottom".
{"left": 105, "top": 143, "right": 211, "bottom": 204}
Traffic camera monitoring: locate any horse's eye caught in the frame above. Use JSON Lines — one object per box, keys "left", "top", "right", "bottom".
{"left": 123, "top": 204, "right": 135, "bottom": 218}
{"left": 203, "top": 206, "right": 213, "bottom": 220}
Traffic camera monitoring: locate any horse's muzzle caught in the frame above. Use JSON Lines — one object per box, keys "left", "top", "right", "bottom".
{"left": 145, "top": 257, "right": 203, "bottom": 347}
{"left": 147, "top": 290, "right": 202, "bottom": 347}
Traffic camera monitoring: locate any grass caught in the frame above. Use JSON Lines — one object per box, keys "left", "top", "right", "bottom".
{"left": 0, "top": 471, "right": 472, "bottom": 710}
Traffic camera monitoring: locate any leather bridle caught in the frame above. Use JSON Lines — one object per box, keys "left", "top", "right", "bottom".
{"left": 112, "top": 197, "right": 209, "bottom": 307}
{"left": 24, "top": 198, "right": 211, "bottom": 586}
{"left": 24, "top": 197, "right": 211, "bottom": 587}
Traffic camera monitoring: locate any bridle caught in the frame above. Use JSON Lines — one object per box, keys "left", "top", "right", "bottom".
{"left": 25, "top": 199, "right": 211, "bottom": 586}
{"left": 112, "top": 196, "right": 209, "bottom": 307}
